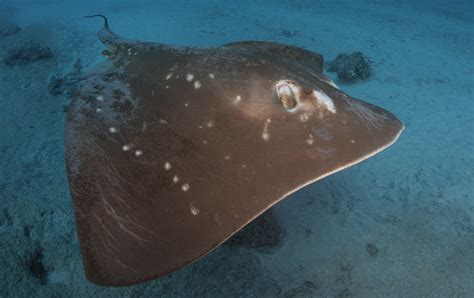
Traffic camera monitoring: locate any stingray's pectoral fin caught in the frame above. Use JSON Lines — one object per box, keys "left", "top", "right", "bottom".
{"left": 224, "top": 41, "right": 324, "bottom": 74}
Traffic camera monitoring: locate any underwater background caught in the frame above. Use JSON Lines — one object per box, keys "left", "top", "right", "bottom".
{"left": 0, "top": 0, "right": 473, "bottom": 296}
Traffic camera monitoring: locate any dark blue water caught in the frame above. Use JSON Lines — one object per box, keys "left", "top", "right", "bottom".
{"left": 0, "top": 0, "right": 473, "bottom": 296}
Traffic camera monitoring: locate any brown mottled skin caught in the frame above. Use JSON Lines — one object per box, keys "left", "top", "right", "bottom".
{"left": 66, "top": 16, "right": 403, "bottom": 286}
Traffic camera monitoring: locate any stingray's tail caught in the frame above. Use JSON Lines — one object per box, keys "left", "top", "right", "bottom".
{"left": 84, "top": 14, "right": 109, "bottom": 29}
{"left": 84, "top": 14, "right": 126, "bottom": 51}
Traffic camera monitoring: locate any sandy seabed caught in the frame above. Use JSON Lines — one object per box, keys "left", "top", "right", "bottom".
{"left": 0, "top": 0, "right": 473, "bottom": 296}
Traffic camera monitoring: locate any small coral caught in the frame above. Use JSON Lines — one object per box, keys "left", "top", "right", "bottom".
{"left": 26, "top": 246, "right": 48, "bottom": 285}
{"left": 0, "top": 208, "right": 13, "bottom": 226}
{"left": 0, "top": 25, "right": 21, "bottom": 38}
{"left": 366, "top": 242, "right": 379, "bottom": 257}
{"left": 4, "top": 41, "right": 53, "bottom": 66}
{"left": 326, "top": 52, "right": 372, "bottom": 83}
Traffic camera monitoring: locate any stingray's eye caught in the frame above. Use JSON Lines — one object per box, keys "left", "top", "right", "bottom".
{"left": 276, "top": 81, "right": 298, "bottom": 110}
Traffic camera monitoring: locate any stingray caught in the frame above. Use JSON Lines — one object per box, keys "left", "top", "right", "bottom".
{"left": 65, "top": 15, "right": 404, "bottom": 286}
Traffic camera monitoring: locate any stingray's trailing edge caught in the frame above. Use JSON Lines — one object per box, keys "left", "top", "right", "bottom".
{"left": 65, "top": 16, "right": 403, "bottom": 286}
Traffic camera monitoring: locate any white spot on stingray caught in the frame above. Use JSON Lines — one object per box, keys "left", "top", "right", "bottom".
{"left": 299, "top": 113, "right": 310, "bottom": 122}
{"left": 166, "top": 73, "right": 173, "bottom": 80}
{"left": 234, "top": 95, "right": 242, "bottom": 105}
{"left": 241, "top": 164, "right": 247, "bottom": 168}
{"left": 165, "top": 85, "right": 170, "bottom": 89}
{"left": 159, "top": 119, "right": 168, "bottom": 125}
{"left": 194, "top": 81, "right": 202, "bottom": 89}
{"left": 108, "top": 127, "right": 118, "bottom": 133}
{"left": 262, "top": 132, "right": 270, "bottom": 141}
{"left": 202, "top": 140, "right": 208, "bottom": 144}
{"left": 306, "top": 134, "right": 314, "bottom": 145}
{"left": 190, "top": 204, "right": 200, "bottom": 216}
{"left": 173, "top": 175, "right": 180, "bottom": 183}
{"left": 134, "top": 150, "right": 143, "bottom": 157}
{"left": 328, "top": 80, "right": 339, "bottom": 89}
{"left": 206, "top": 121, "right": 214, "bottom": 128}
{"left": 321, "top": 76, "right": 340, "bottom": 89}
{"left": 96, "top": 95, "right": 104, "bottom": 102}
{"left": 95, "top": 108, "right": 102, "bottom": 113}
{"left": 186, "top": 74, "right": 194, "bottom": 81}
{"left": 313, "top": 89, "right": 336, "bottom": 113}
{"left": 225, "top": 155, "right": 231, "bottom": 160}
{"left": 351, "top": 139, "right": 356, "bottom": 144}
{"left": 184, "top": 102, "right": 189, "bottom": 108}
{"left": 261, "top": 118, "right": 271, "bottom": 141}
{"left": 164, "top": 162, "right": 171, "bottom": 170}
{"left": 182, "top": 183, "right": 190, "bottom": 192}
{"left": 209, "top": 73, "right": 215, "bottom": 79}
{"left": 122, "top": 144, "right": 132, "bottom": 151}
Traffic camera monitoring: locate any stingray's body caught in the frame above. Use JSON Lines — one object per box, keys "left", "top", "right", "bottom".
{"left": 65, "top": 16, "right": 403, "bottom": 286}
